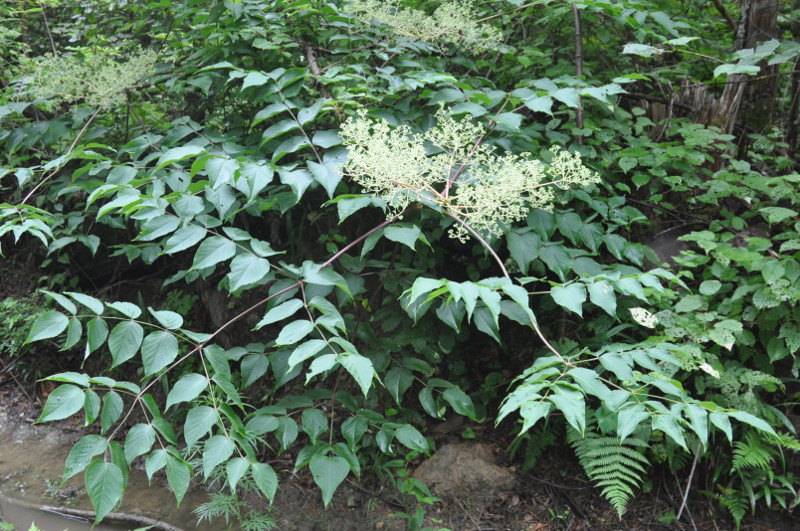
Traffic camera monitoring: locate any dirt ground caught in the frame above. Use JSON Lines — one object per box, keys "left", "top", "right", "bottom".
{"left": 1, "top": 378, "right": 799, "bottom": 531}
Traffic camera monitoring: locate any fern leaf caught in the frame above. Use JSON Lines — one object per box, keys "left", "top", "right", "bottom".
{"left": 732, "top": 431, "right": 773, "bottom": 472}
{"left": 569, "top": 427, "right": 650, "bottom": 518}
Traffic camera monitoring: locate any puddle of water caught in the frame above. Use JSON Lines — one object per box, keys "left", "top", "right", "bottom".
{"left": 0, "top": 493, "right": 120, "bottom": 530}
{"left": 0, "top": 420, "right": 223, "bottom": 531}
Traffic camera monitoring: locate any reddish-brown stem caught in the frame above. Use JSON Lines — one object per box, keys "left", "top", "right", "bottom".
{"left": 322, "top": 216, "right": 400, "bottom": 268}
{"left": 107, "top": 216, "right": 400, "bottom": 443}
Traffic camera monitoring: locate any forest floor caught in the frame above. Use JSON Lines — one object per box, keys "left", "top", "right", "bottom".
{"left": 1, "top": 381, "right": 799, "bottom": 531}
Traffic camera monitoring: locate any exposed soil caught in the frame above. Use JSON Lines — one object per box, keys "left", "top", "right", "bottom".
{"left": 1, "top": 376, "right": 800, "bottom": 530}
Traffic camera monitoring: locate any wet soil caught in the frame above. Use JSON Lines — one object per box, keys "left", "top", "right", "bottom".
{"left": 1, "top": 379, "right": 799, "bottom": 531}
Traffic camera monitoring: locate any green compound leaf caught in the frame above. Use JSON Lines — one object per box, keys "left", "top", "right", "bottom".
{"left": 38, "top": 384, "right": 85, "bottom": 422}
{"left": 101, "top": 391, "right": 123, "bottom": 434}
{"left": 25, "top": 310, "right": 69, "bottom": 344}
{"left": 64, "top": 435, "right": 107, "bottom": 480}
{"left": 145, "top": 449, "right": 168, "bottom": 481}
{"left": 255, "top": 299, "right": 304, "bottom": 329}
{"left": 226, "top": 457, "right": 250, "bottom": 493}
{"left": 203, "top": 435, "right": 235, "bottom": 480}
{"left": 228, "top": 254, "right": 270, "bottom": 291}
{"left": 587, "top": 280, "right": 617, "bottom": 316}
{"left": 141, "top": 331, "right": 179, "bottom": 376}
{"left": 396, "top": 424, "right": 429, "bottom": 453}
{"left": 86, "top": 317, "right": 109, "bottom": 356}
{"left": 191, "top": 236, "right": 236, "bottom": 270}
{"left": 163, "top": 225, "right": 206, "bottom": 255}
{"left": 549, "top": 385, "right": 586, "bottom": 436}
{"left": 184, "top": 405, "right": 219, "bottom": 448}
{"left": 166, "top": 373, "right": 209, "bottom": 409}
{"left": 338, "top": 353, "right": 374, "bottom": 396}
{"left": 309, "top": 454, "right": 349, "bottom": 508}
{"left": 251, "top": 462, "right": 278, "bottom": 502}
{"left": 275, "top": 319, "right": 315, "bottom": 346}
{"left": 108, "top": 321, "right": 144, "bottom": 367}
{"left": 442, "top": 387, "right": 476, "bottom": 419}
{"left": 507, "top": 230, "right": 540, "bottom": 275}
{"left": 550, "top": 283, "right": 587, "bottom": 316}
{"left": 148, "top": 308, "right": 183, "bottom": 330}
{"left": 166, "top": 455, "right": 191, "bottom": 506}
{"left": 85, "top": 460, "right": 124, "bottom": 524}
{"left": 124, "top": 423, "right": 156, "bottom": 464}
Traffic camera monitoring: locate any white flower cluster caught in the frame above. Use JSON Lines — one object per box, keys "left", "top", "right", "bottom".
{"left": 25, "top": 48, "right": 157, "bottom": 108}
{"left": 340, "top": 108, "right": 600, "bottom": 241}
{"left": 345, "top": 0, "right": 501, "bottom": 53}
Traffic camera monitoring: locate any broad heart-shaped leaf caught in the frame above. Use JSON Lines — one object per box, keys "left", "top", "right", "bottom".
{"left": 251, "top": 462, "right": 278, "bottom": 502}
{"left": 338, "top": 353, "right": 374, "bottom": 396}
{"left": 25, "top": 310, "right": 68, "bottom": 345}
{"left": 124, "top": 423, "right": 156, "bottom": 464}
{"left": 395, "top": 424, "right": 429, "bottom": 453}
{"left": 64, "top": 435, "right": 107, "bottom": 480}
{"left": 166, "top": 455, "right": 191, "bottom": 506}
{"left": 550, "top": 283, "right": 587, "bottom": 316}
{"left": 166, "top": 373, "right": 209, "bottom": 409}
{"left": 228, "top": 254, "right": 270, "bottom": 291}
{"left": 203, "top": 435, "right": 235, "bottom": 480}
{"left": 587, "top": 280, "right": 617, "bottom": 316}
{"left": 309, "top": 454, "right": 349, "bottom": 508}
{"left": 141, "top": 331, "right": 179, "bottom": 376}
{"left": 191, "top": 236, "right": 236, "bottom": 271}
{"left": 108, "top": 321, "right": 144, "bottom": 367}
{"left": 85, "top": 460, "right": 124, "bottom": 524}
{"left": 184, "top": 405, "right": 219, "bottom": 448}
{"left": 38, "top": 384, "right": 85, "bottom": 422}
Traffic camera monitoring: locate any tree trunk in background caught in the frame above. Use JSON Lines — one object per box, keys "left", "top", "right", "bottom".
{"left": 722, "top": 0, "right": 779, "bottom": 135}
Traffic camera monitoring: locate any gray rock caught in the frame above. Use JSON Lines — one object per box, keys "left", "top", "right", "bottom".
{"left": 412, "top": 442, "right": 515, "bottom": 506}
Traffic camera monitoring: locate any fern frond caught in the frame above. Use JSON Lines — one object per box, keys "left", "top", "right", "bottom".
{"left": 715, "top": 486, "right": 748, "bottom": 530}
{"left": 732, "top": 431, "right": 774, "bottom": 472}
{"left": 568, "top": 427, "right": 650, "bottom": 518}
{"left": 771, "top": 431, "right": 800, "bottom": 452}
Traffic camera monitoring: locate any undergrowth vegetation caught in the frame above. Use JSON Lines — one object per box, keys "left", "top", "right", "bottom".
{"left": 1, "top": 0, "right": 799, "bottom": 529}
